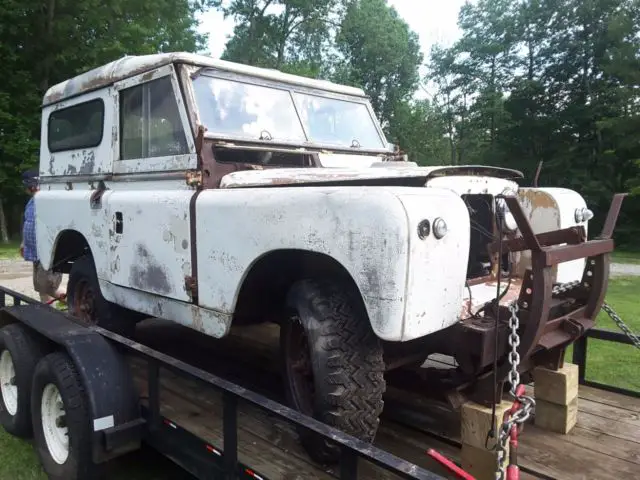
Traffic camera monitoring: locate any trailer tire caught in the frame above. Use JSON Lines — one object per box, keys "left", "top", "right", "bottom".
{"left": 0, "top": 324, "right": 48, "bottom": 438}
{"left": 67, "top": 254, "right": 141, "bottom": 336}
{"left": 31, "top": 351, "right": 99, "bottom": 480}
{"left": 281, "top": 279, "right": 386, "bottom": 464}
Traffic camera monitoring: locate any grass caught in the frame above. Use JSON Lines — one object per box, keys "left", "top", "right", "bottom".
{"left": 566, "top": 275, "right": 640, "bottom": 393}
{"left": 0, "top": 434, "right": 194, "bottom": 480}
{"left": 0, "top": 241, "right": 20, "bottom": 260}
{"left": 611, "top": 249, "right": 640, "bottom": 265}
{"left": 0, "top": 278, "right": 637, "bottom": 478}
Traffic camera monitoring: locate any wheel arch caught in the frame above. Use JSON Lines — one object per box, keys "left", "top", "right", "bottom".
{"left": 231, "top": 249, "right": 370, "bottom": 326}
{"left": 50, "top": 229, "right": 91, "bottom": 273}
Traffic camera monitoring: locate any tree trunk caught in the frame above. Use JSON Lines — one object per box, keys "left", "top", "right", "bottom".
{"left": 0, "top": 198, "right": 9, "bottom": 244}
{"left": 40, "top": 0, "right": 56, "bottom": 92}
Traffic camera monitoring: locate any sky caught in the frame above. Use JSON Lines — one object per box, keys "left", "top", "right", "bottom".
{"left": 196, "top": 0, "right": 468, "bottom": 62}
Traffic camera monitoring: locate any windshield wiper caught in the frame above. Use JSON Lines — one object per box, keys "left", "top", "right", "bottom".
{"left": 350, "top": 139, "right": 361, "bottom": 149}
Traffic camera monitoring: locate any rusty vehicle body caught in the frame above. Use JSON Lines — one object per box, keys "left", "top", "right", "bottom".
{"left": 34, "top": 52, "right": 623, "bottom": 463}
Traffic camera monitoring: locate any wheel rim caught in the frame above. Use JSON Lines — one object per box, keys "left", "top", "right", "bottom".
{"left": 283, "top": 319, "right": 315, "bottom": 416}
{"left": 41, "top": 383, "right": 69, "bottom": 465}
{"left": 72, "top": 279, "right": 96, "bottom": 326}
{"left": 0, "top": 350, "right": 18, "bottom": 416}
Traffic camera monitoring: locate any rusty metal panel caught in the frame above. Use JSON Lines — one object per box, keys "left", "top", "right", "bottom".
{"left": 43, "top": 52, "right": 368, "bottom": 107}
{"left": 517, "top": 187, "right": 589, "bottom": 284}
{"left": 34, "top": 185, "right": 111, "bottom": 277}
{"left": 105, "top": 189, "right": 193, "bottom": 302}
{"left": 98, "top": 279, "right": 231, "bottom": 337}
{"left": 40, "top": 88, "right": 114, "bottom": 179}
{"left": 195, "top": 185, "right": 470, "bottom": 342}
{"left": 426, "top": 175, "right": 520, "bottom": 196}
{"left": 399, "top": 189, "right": 470, "bottom": 337}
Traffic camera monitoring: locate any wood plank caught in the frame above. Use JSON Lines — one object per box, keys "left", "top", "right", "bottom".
{"left": 131, "top": 359, "right": 452, "bottom": 480}
{"left": 577, "top": 398, "right": 640, "bottom": 427}
{"left": 576, "top": 410, "right": 640, "bottom": 444}
{"left": 554, "top": 426, "right": 640, "bottom": 466}
{"left": 517, "top": 426, "right": 640, "bottom": 480}
{"left": 131, "top": 362, "right": 336, "bottom": 480}
{"left": 577, "top": 385, "right": 640, "bottom": 414}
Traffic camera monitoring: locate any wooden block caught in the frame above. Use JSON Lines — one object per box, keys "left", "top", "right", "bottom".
{"left": 533, "top": 363, "right": 578, "bottom": 405}
{"left": 461, "top": 442, "right": 509, "bottom": 480}
{"left": 534, "top": 396, "right": 578, "bottom": 434}
{"left": 461, "top": 400, "right": 513, "bottom": 450}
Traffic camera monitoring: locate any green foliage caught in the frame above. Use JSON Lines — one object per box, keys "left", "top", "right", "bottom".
{"left": 428, "top": 0, "right": 640, "bottom": 247}
{"left": 0, "top": 0, "right": 212, "bottom": 241}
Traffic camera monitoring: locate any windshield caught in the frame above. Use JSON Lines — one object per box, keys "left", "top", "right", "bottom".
{"left": 192, "top": 73, "right": 386, "bottom": 151}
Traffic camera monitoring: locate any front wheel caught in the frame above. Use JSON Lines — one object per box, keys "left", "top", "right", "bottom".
{"left": 280, "top": 280, "right": 386, "bottom": 464}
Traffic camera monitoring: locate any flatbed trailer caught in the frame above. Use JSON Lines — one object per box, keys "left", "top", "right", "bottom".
{"left": 0, "top": 286, "right": 638, "bottom": 480}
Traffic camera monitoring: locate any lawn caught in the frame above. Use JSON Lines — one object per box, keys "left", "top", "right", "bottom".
{"left": 0, "top": 241, "right": 20, "bottom": 260}
{"left": 611, "top": 249, "right": 640, "bottom": 265}
{"left": 566, "top": 275, "right": 640, "bottom": 393}
{"left": 0, "top": 277, "right": 637, "bottom": 478}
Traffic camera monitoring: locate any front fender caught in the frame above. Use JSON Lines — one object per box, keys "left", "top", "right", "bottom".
{"left": 195, "top": 185, "right": 469, "bottom": 342}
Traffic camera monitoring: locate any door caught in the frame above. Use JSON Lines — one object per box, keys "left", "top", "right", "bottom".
{"left": 105, "top": 65, "right": 197, "bottom": 303}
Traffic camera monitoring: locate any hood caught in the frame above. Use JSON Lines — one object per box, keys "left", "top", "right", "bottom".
{"left": 218, "top": 165, "right": 523, "bottom": 189}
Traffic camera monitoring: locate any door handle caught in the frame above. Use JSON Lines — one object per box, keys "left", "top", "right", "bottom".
{"left": 115, "top": 212, "right": 123, "bottom": 234}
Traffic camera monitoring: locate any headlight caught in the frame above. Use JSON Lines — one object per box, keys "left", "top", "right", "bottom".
{"left": 504, "top": 211, "right": 518, "bottom": 232}
{"left": 575, "top": 207, "right": 594, "bottom": 223}
{"left": 433, "top": 218, "right": 448, "bottom": 239}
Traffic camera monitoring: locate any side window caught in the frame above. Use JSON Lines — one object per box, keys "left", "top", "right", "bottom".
{"left": 48, "top": 99, "right": 104, "bottom": 152}
{"left": 119, "top": 76, "right": 188, "bottom": 160}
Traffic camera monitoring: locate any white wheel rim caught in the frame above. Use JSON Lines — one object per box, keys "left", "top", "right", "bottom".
{"left": 0, "top": 350, "right": 18, "bottom": 416}
{"left": 41, "top": 383, "right": 69, "bottom": 464}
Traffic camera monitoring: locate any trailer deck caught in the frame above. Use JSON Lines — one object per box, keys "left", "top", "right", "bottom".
{"left": 1, "top": 287, "right": 638, "bottom": 480}
{"left": 131, "top": 319, "right": 640, "bottom": 480}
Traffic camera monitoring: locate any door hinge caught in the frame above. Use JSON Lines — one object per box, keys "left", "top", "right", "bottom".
{"left": 186, "top": 170, "right": 202, "bottom": 188}
{"left": 185, "top": 276, "right": 198, "bottom": 299}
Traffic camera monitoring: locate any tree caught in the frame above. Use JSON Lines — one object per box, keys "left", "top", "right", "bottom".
{"left": 0, "top": 0, "right": 212, "bottom": 242}
{"left": 220, "top": 0, "right": 339, "bottom": 74}
{"left": 333, "top": 0, "right": 423, "bottom": 131}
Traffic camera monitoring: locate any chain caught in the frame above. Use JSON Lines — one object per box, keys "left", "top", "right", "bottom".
{"left": 602, "top": 302, "right": 640, "bottom": 350}
{"left": 552, "top": 280, "right": 581, "bottom": 295}
{"left": 494, "top": 303, "right": 536, "bottom": 480}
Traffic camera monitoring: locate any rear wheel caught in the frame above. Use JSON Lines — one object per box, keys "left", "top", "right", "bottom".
{"left": 67, "top": 255, "right": 143, "bottom": 336}
{"left": 31, "top": 352, "right": 98, "bottom": 480}
{"left": 0, "top": 324, "right": 48, "bottom": 437}
{"left": 281, "top": 279, "right": 386, "bottom": 464}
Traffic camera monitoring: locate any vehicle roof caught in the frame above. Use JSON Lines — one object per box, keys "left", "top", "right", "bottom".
{"left": 42, "top": 52, "right": 367, "bottom": 107}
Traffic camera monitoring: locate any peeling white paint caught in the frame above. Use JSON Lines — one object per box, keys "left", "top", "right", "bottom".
{"left": 517, "top": 188, "right": 588, "bottom": 284}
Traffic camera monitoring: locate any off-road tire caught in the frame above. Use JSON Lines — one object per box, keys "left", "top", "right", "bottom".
{"left": 0, "top": 324, "right": 48, "bottom": 437}
{"left": 67, "top": 255, "right": 143, "bottom": 336}
{"left": 281, "top": 279, "right": 386, "bottom": 464}
{"left": 31, "top": 351, "right": 98, "bottom": 480}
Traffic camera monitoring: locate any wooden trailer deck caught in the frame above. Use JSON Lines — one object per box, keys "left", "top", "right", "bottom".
{"left": 130, "top": 320, "right": 640, "bottom": 480}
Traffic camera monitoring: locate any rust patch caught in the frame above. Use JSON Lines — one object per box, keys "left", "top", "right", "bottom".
{"left": 129, "top": 244, "right": 172, "bottom": 295}
{"left": 78, "top": 150, "right": 96, "bottom": 174}
{"left": 519, "top": 189, "right": 557, "bottom": 211}
{"left": 460, "top": 278, "right": 523, "bottom": 319}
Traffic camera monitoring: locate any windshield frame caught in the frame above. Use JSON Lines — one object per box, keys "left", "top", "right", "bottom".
{"left": 190, "top": 68, "right": 392, "bottom": 155}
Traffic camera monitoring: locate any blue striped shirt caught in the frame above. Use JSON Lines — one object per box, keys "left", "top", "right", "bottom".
{"left": 22, "top": 197, "right": 38, "bottom": 262}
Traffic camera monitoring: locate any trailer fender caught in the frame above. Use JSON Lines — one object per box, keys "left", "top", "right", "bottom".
{"left": 0, "top": 304, "right": 143, "bottom": 463}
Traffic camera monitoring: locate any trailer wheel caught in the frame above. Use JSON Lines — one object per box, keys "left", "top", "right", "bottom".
{"left": 0, "top": 324, "right": 47, "bottom": 438}
{"left": 68, "top": 254, "right": 140, "bottom": 336}
{"left": 281, "top": 280, "right": 386, "bottom": 464}
{"left": 31, "top": 351, "right": 98, "bottom": 480}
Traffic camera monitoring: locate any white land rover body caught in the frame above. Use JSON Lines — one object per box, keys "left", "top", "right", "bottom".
{"left": 35, "top": 53, "right": 592, "bottom": 462}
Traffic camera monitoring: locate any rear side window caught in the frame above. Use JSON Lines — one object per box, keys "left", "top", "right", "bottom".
{"left": 119, "top": 76, "right": 189, "bottom": 160}
{"left": 48, "top": 99, "right": 105, "bottom": 152}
